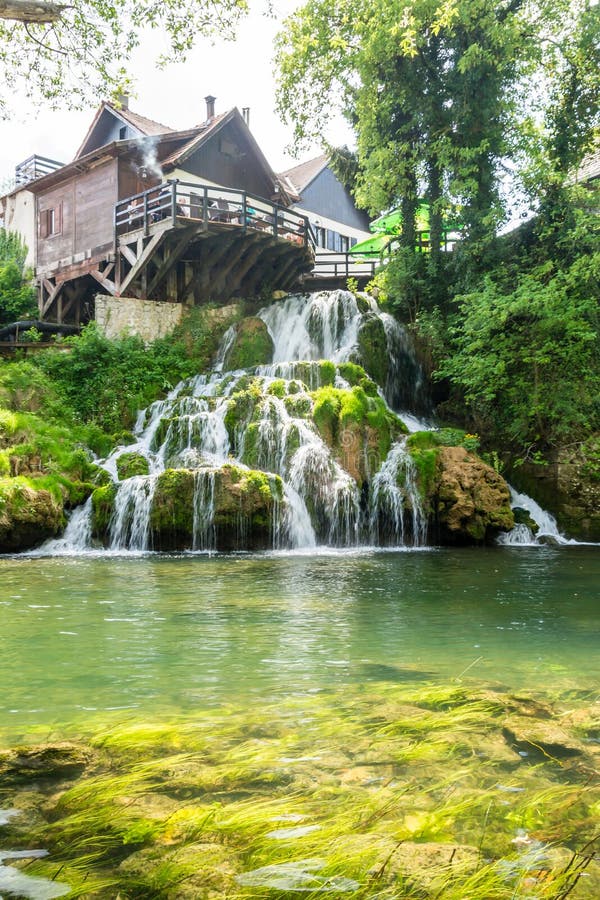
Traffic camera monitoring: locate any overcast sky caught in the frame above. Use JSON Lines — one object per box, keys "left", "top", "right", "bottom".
{"left": 0, "top": 0, "right": 353, "bottom": 183}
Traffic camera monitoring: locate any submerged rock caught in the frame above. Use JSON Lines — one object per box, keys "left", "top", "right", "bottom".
{"left": 502, "top": 719, "right": 588, "bottom": 760}
{"left": 0, "top": 742, "right": 92, "bottom": 784}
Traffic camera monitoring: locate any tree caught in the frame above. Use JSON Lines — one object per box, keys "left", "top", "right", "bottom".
{"left": 0, "top": 229, "right": 36, "bottom": 325}
{"left": 276, "top": 0, "right": 597, "bottom": 269}
{"left": 0, "top": 0, "right": 248, "bottom": 115}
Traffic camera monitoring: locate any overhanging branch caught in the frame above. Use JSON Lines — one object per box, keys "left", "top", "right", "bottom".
{"left": 0, "top": 0, "right": 65, "bottom": 23}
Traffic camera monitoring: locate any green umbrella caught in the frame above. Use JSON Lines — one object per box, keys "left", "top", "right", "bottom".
{"left": 370, "top": 203, "right": 463, "bottom": 235}
{"left": 348, "top": 233, "right": 394, "bottom": 258}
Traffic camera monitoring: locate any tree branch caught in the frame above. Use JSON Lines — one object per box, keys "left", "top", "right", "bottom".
{"left": 0, "top": 0, "right": 65, "bottom": 23}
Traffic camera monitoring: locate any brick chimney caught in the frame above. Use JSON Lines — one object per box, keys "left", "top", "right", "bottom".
{"left": 205, "top": 95, "right": 216, "bottom": 121}
{"left": 116, "top": 92, "right": 129, "bottom": 110}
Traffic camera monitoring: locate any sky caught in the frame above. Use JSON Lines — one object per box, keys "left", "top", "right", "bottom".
{"left": 0, "top": 0, "right": 353, "bottom": 185}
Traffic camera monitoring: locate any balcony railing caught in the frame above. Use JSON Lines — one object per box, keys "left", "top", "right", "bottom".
{"left": 115, "top": 180, "right": 311, "bottom": 249}
{"left": 15, "top": 154, "right": 64, "bottom": 187}
{"left": 311, "top": 251, "right": 378, "bottom": 281}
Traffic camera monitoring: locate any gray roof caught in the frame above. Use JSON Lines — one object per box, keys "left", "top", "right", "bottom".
{"left": 577, "top": 150, "right": 600, "bottom": 182}
{"left": 279, "top": 154, "right": 328, "bottom": 194}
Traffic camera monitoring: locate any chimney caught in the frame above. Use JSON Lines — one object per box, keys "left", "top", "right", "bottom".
{"left": 242, "top": 107, "right": 250, "bottom": 127}
{"left": 205, "top": 95, "right": 216, "bottom": 121}
{"left": 116, "top": 92, "right": 129, "bottom": 110}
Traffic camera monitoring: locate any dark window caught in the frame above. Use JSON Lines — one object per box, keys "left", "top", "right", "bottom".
{"left": 119, "top": 125, "right": 127, "bottom": 140}
{"left": 326, "top": 229, "right": 336, "bottom": 251}
{"left": 39, "top": 203, "right": 62, "bottom": 238}
{"left": 350, "top": 237, "right": 357, "bottom": 248}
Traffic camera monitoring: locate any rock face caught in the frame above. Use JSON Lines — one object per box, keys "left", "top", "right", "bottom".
{"left": 430, "top": 446, "right": 513, "bottom": 544}
{"left": 0, "top": 479, "right": 63, "bottom": 551}
{"left": 223, "top": 317, "right": 274, "bottom": 370}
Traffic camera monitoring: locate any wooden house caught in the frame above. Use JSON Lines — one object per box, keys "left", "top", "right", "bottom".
{"left": 1, "top": 99, "right": 377, "bottom": 326}
{"left": 1, "top": 97, "right": 313, "bottom": 324}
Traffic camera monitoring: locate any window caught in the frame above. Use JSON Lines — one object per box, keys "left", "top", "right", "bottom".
{"left": 119, "top": 125, "right": 127, "bottom": 140}
{"left": 39, "top": 203, "right": 62, "bottom": 238}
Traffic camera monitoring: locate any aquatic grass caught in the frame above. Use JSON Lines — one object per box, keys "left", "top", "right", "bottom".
{"left": 3, "top": 683, "right": 600, "bottom": 898}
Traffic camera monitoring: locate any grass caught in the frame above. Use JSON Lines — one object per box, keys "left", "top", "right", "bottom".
{"left": 1, "top": 680, "right": 599, "bottom": 899}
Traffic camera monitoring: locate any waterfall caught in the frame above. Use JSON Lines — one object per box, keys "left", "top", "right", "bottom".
{"left": 497, "top": 486, "right": 572, "bottom": 546}
{"left": 370, "top": 442, "right": 427, "bottom": 547}
{"left": 43, "top": 291, "right": 438, "bottom": 554}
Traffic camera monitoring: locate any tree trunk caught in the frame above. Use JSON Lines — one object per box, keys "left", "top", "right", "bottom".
{"left": 0, "top": 0, "right": 64, "bottom": 22}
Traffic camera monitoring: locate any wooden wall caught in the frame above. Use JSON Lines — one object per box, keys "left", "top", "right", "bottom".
{"left": 183, "top": 120, "right": 274, "bottom": 199}
{"left": 36, "top": 159, "right": 119, "bottom": 269}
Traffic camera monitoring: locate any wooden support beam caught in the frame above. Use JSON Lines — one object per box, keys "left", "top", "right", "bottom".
{"left": 146, "top": 232, "right": 191, "bottom": 298}
{"left": 90, "top": 268, "right": 117, "bottom": 296}
{"left": 119, "top": 244, "right": 137, "bottom": 267}
{"left": 119, "top": 232, "right": 165, "bottom": 296}
{"left": 40, "top": 279, "right": 63, "bottom": 319}
{"left": 209, "top": 234, "right": 264, "bottom": 299}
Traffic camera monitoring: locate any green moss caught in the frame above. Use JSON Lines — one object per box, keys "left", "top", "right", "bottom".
{"left": 223, "top": 317, "right": 274, "bottom": 370}
{"left": 266, "top": 379, "right": 286, "bottom": 398}
{"left": 408, "top": 446, "right": 440, "bottom": 500}
{"left": 224, "top": 382, "right": 263, "bottom": 443}
{"left": 311, "top": 386, "right": 343, "bottom": 445}
{"left": 91, "top": 482, "right": 117, "bottom": 537}
{"left": 284, "top": 393, "right": 312, "bottom": 418}
{"left": 150, "top": 469, "right": 195, "bottom": 538}
{"left": 356, "top": 314, "right": 389, "bottom": 387}
{"left": 0, "top": 476, "right": 64, "bottom": 550}
{"left": 337, "top": 361, "right": 368, "bottom": 386}
{"left": 340, "top": 386, "right": 369, "bottom": 426}
{"left": 116, "top": 452, "right": 150, "bottom": 480}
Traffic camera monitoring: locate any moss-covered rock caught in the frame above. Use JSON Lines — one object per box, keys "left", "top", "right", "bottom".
{"left": 0, "top": 477, "right": 64, "bottom": 551}
{"left": 311, "top": 385, "right": 407, "bottom": 484}
{"left": 91, "top": 482, "right": 118, "bottom": 538}
{"left": 222, "top": 317, "right": 274, "bottom": 370}
{"left": 144, "top": 465, "right": 283, "bottom": 551}
{"left": 356, "top": 313, "right": 389, "bottom": 387}
{"left": 116, "top": 451, "right": 150, "bottom": 480}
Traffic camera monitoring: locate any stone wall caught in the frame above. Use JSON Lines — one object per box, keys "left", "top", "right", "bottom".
{"left": 95, "top": 295, "right": 184, "bottom": 343}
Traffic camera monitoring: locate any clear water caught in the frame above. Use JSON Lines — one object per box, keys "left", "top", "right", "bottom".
{"left": 1, "top": 547, "right": 598, "bottom": 741}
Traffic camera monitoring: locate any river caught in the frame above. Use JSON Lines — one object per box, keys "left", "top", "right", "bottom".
{"left": 1, "top": 546, "right": 598, "bottom": 742}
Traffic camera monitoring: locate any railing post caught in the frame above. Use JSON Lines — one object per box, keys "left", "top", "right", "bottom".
{"left": 202, "top": 187, "right": 208, "bottom": 231}
{"left": 242, "top": 192, "right": 247, "bottom": 233}
{"left": 170, "top": 180, "right": 178, "bottom": 226}
{"left": 273, "top": 204, "right": 278, "bottom": 239}
{"left": 303, "top": 215, "right": 309, "bottom": 247}
{"left": 143, "top": 191, "right": 149, "bottom": 237}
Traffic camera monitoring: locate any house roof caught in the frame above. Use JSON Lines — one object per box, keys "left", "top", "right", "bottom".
{"left": 74, "top": 102, "right": 176, "bottom": 160}
{"left": 279, "top": 154, "right": 328, "bottom": 195}
{"left": 577, "top": 149, "right": 600, "bottom": 183}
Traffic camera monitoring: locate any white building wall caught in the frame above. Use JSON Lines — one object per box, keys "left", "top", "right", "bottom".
{"left": 1, "top": 189, "right": 36, "bottom": 267}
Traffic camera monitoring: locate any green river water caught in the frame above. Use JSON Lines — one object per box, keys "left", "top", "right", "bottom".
{"left": 1, "top": 546, "right": 598, "bottom": 741}
{"left": 1, "top": 546, "right": 600, "bottom": 899}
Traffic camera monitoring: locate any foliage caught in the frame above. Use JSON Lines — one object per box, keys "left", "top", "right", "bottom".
{"left": 30, "top": 308, "right": 229, "bottom": 434}
{"left": 0, "top": 0, "right": 248, "bottom": 115}
{"left": 0, "top": 229, "right": 36, "bottom": 326}
{"left": 439, "top": 239, "right": 600, "bottom": 450}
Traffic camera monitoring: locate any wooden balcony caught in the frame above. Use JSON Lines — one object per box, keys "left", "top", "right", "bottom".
{"left": 112, "top": 180, "right": 313, "bottom": 303}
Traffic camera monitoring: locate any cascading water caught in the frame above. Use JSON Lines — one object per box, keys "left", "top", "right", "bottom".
{"left": 497, "top": 486, "right": 573, "bottom": 546}
{"left": 42, "top": 290, "right": 435, "bottom": 554}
